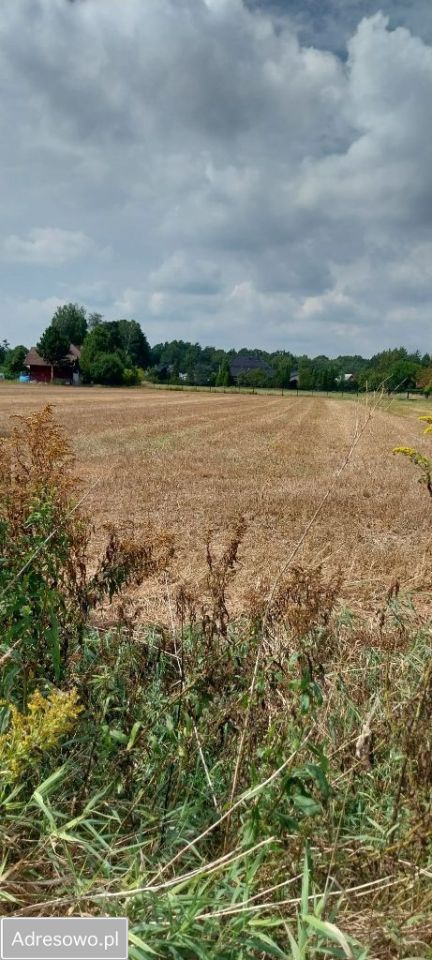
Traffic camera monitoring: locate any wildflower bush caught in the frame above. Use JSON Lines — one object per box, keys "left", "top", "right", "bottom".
{"left": 0, "top": 405, "right": 173, "bottom": 703}
{"left": 0, "top": 407, "right": 431, "bottom": 958}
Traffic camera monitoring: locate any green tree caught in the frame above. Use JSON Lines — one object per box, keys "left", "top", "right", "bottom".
{"left": 169, "top": 362, "right": 180, "bottom": 384}
{"left": 386, "top": 359, "right": 420, "bottom": 392}
{"left": 215, "top": 359, "right": 232, "bottom": 387}
{"left": 190, "top": 362, "right": 214, "bottom": 385}
{"left": 117, "top": 319, "right": 150, "bottom": 368}
{"left": 358, "top": 357, "right": 421, "bottom": 392}
{"left": 357, "top": 367, "right": 386, "bottom": 391}
{"left": 87, "top": 312, "right": 103, "bottom": 330}
{"left": 79, "top": 322, "right": 124, "bottom": 382}
{"left": 368, "top": 347, "right": 408, "bottom": 373}
{"left": 4, "top": 345, "right": 28, "bottom": 379}
{"left": 51, "top": 303, "right": 88, "bottom": 346}
{"left": 37, "top": 328, "right": 70, "bottom": 382}
{"left": 316, "top": 364, "right": 338, "bottom": 392}
{"left": 240, "top": 369, "right": 269, "bottom": 389}
{"left": 298, "top": 360, "right": 315, "bottom": 390}
{"left": 274, "top": 358, "right": 295, "bottom": 388}
{"left": 79, "top": 321, "right": 141, "bottom": 386}
{"left": 150, "top": 343, "right": 164, "bottom": 367}
{"left": 334, "top": 354, "right": 369, "bottom": 374}
{"left": 0, "top": 339, "right": 10, "bottom": 366}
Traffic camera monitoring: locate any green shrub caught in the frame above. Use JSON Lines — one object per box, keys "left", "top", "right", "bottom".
{"left": 89, "top": 351, "right": 125, "bottom": 384}
{"left": 122, "top": 366, "right": 140, "bottom": 386}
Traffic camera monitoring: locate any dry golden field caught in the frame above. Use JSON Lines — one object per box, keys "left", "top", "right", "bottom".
{"left": 1, "top": 382, "right": 431, "bottom": 622}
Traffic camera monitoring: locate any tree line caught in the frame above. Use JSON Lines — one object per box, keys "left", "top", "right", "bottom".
{"left": 1, "top": 303, "right": 431, "bottom": 392}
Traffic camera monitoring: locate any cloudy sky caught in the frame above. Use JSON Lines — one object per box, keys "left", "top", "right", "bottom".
{"left": 1, "top": 0, "right": 431, "bottom": 356}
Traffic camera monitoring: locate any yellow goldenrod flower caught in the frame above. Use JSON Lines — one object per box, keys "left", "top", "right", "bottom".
{"left": 393, "top": 446, "right": 416, "bottom": 456}
{"left": 419, "top": 415, "right": 432, "bottom": 434}
{"left": 0, "top": 689, "right": 82, "bottom": 784}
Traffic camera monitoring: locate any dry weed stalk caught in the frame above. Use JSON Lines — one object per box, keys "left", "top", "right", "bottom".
{"left": 226, "top": 393, "right": 382, "bottom": 822}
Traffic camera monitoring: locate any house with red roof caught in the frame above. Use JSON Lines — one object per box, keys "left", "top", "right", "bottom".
{"left": 24, "top": 344, "right": 81, "bottom": 383}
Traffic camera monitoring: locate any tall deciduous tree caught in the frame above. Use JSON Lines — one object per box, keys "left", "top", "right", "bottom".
{"left": 274, "top": 358, "right": 293, "bottom": 388}
{"left": 386, "top": 359, "right": 420, "bottom": 392}
{"left": 117, "top": 319, "right": 150, "bottom": 368}
{"left": 87, "top": 312, "right": 103, "bottom": 330}
{"left": 51, "top": 303, "right": 87, "bottom": 346}
{"left": 37, "top": 327, "right": 70, "bottom": 382}
{"left": 79, "top": 322, "right": 126, "bottom": 384}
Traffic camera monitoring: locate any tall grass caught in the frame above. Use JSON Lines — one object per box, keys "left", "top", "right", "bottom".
{"left": 0, "top": 407, "right": 431, "bottom": 958}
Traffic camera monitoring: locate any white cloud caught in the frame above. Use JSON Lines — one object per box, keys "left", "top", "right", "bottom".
{"left": 297, "top": 289, "right": 355, "bottom": 319}
{"left": 0, "top": 1, "right": 431, "bottom": 354}
{"left": 148, "top": 292, "right": 166, "bottom": 315}
{"left": 113, "top": 287, "right": 146, "bottom": 316}
{"left": 149, "top": 252, "right": 223, "bottom": 295}
{"left": 2, "top": 228, "right": 95, "bottom": 265}
{"left": 0, "top": 295, "right": 67, "bottom": 346}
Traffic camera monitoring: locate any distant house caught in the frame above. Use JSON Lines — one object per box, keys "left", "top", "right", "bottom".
{"left": 24, "top": 344, "right": 81, "bottom": 383}
{"left": 289, "top": 369, "right": 300, "bottom": 387}
{"left": 229, "top": 355, "right": 274, "bottom": 382}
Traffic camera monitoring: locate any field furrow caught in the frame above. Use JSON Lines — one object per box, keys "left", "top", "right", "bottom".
{"left": 1, "top": 384, "right": 430, "bottom": 621}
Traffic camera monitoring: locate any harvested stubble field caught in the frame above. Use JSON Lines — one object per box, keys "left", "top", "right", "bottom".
{"left": 1, "top": 382, "right": 431, "bottom": 622}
